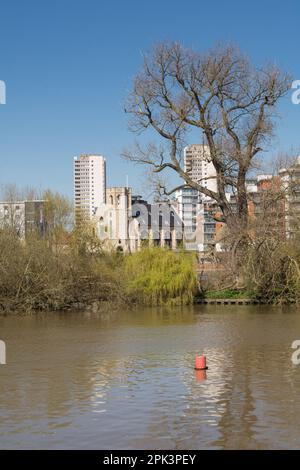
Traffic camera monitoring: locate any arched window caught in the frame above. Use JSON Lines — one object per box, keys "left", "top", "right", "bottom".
{"left": 109, "top": 195, "right": 113, "bottom": 205}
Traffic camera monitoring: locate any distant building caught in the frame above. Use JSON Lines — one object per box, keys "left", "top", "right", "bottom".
{"left": 279, "top": 157, "right": 300, "bottom": 238}
{"left": 200, "top": 200, "right": 219, "bottom": 251}
{"left": 96, "top": 186, "right": 132, "bottom": 251}
{"left": 130, "top": 197, "right": 184, "bottom": 251}
{"left": 227, "top": 174, "right": 286, "bottom": 242}
{"left": 175, "top": 144, "right": 218, "bottom": 252}
{"left": 195, "top": 173, "right": 287, "bottom": 253}
{"left": 0, "top": 200, "right": 46, "bottom": 239}
{"left": 94, "top": 192, "right": 184, "bottom": 252}
{"left": 175, "top": 187, "right": 201, "bottom": 250}
{"left": 74, "top": 154, "right": 106, "bottom": 222}
{"left": 183, "top": 144, "right": 217, "bottom": 196}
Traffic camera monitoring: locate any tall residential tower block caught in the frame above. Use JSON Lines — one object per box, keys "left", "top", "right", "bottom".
{"left": 74, "top": 154, "right": 106, "bottom": 221}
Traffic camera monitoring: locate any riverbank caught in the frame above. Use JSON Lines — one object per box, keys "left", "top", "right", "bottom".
{"left": 0, "top": 229, "right": 198, "bottom": 314}
{"left": 2, "top": 226, "right": 300, "bottom": 314}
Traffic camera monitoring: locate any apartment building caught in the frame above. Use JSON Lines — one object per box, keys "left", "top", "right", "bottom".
{"left": 0, "top": 200, "right": 46, "bottom": 238}
{"left": 279, "top": 156, "right": 300, "bottom": 237}
{"left": 175, "top": 187, "right": 201, "bottom": 250}
{"left": 74, "top": 154, "right": 106, "bottom": 222}
{"left": 183, "top": 144, "right": 217, "bottom": 196}
{"left": 176, "top": 144, "right": 218, "bottom": 251}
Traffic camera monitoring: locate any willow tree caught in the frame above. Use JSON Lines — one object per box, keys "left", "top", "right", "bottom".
{"left": 124, "top": 42, "right": 290, "bottom": 231}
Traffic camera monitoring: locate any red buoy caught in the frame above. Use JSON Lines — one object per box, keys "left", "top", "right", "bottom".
{"left": 195, "top": 355, "right": 208, "bottom": 370}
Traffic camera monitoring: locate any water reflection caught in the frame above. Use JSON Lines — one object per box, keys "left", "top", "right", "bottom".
{"left": 194, "top": 370, "right": 207, "bottom": 382}
{"left": 0, "top": 305, "right": 300, "bottom": 449}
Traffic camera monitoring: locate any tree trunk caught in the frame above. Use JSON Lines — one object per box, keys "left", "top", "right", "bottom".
{"left": 237, "top": 169, "right": 248, "bottom": 229}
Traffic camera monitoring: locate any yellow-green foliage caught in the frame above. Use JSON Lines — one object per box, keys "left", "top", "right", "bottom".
{"left": 123, "top": 247, "right": 198, "bottom": 305}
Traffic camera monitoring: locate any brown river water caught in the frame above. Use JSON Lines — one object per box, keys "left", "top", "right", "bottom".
{"left": 0, "top": 305, "right": 300, "bottom": 449}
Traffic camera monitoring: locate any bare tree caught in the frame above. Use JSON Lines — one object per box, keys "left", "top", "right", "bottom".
{"left": 43, "top": 189, "right": 73, "bottom": 232}
{"left": 124, "top": 42, "right": 291, "bottom": 230}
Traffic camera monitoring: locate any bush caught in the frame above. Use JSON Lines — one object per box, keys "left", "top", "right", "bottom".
{"left": 0, "top": 229, "right": 124, "bottom": 313}
{"left": 243, "top": 238, "right": 300, "bottom": 304}
{"left": 0, "top": 229, "right": 199, "bottom": 313}
{"left": 123, "top": 247, "right": 198, "bottom": 305}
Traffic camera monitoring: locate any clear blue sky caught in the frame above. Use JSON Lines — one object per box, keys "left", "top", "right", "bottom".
{"left": 0, "top": 0, "right": 299, "bottom": 198}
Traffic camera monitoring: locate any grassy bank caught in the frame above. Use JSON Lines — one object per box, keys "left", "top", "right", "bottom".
{"left": 204, "top": 289, "right": 254, "bottom": 300}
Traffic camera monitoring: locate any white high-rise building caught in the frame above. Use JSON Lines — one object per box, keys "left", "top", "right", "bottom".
{"left": 175, "top": 186, "right": 201, "bottom": 250}
{"left": 183, "top": 144, "right": 217, "bottom": 195}
{"left": 74, "top": 154, "right": 106, "bottom": 221}
{"left": 175, "top": 144, "right": 218, "bottom": 251}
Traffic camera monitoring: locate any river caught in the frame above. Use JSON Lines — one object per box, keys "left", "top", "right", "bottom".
{"left": 0, "top": 305, "right": 300, "bottom": 449}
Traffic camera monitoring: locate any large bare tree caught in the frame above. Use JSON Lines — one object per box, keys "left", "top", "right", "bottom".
{"left": 124, "top": 42, "right": 290, "bottom": 229}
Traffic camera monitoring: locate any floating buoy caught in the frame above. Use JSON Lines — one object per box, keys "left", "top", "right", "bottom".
{"left": 195, "top": 355, "right": 208, "bottom": 370}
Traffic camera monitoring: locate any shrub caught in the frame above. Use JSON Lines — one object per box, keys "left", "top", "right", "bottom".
{"left": 123, "top": 247, "right": 198, "bottom": 305}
